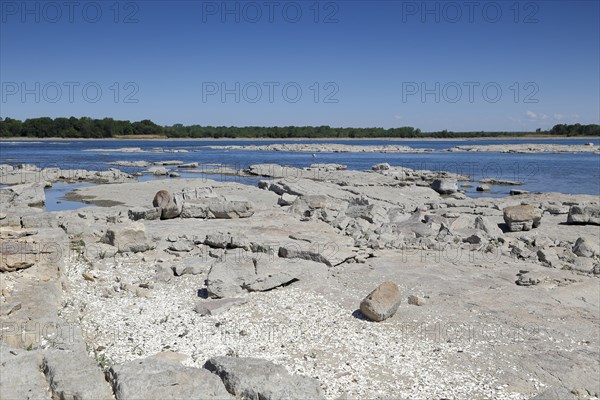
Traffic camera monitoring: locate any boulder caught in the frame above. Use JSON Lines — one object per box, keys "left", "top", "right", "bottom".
{"left": 43, "top": 349, "right": 114, "bottom": 400}
{"left": 206, "top": 200, "right": 254, "bottom": 219}
{"left": 474, "top": 215, "right": 503, "bottom": 239}
{"left": 476, "top": 184, "right": 490, "bottom": 192}
{"left": 152, "top": 190, "right": 182, "bottom": 220}
{"left": 0, "top": 182, "right": 46, "bottom": 207}
{"left": 152, "top": 190, "right": 171, "bottom": 208}
{"left": 206, "top": 257, "right": 301, "bottom": 298}
{"left": 128, "top": 207, "right": 161, "bottom": 221}
{"left": 204, "top": 356, "right": 324, "bottom": 400}
{"left": 431, "top": 179, "right": 458, "bottom": 194}
{"left": 572, "top": 237, "right": 598, "bottom": 258}
{"left": 180, "top": 201, "right": 208, "bottom": 218}
{"left": 567, "top": 205, "right": 600, "bottom": 225}
{"left": 503, "top": 204, "right": 542, "bottom": 232}
{"left": 108, "top": 355, "right": 232, "bottom": 400}
{"left": 103, "top": 222, "right": 154, "bottom": 253}
{"left": 359, "top": 281, "right": 401, "bottom": 322}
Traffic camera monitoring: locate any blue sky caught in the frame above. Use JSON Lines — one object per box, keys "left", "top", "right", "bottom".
{"left": 1, "top": 0, "right": 599, "bottom": 131}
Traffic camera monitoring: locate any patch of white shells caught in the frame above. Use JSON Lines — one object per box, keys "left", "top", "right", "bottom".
{"left": 62, "top": 257, "right": 536, "bottom": 400}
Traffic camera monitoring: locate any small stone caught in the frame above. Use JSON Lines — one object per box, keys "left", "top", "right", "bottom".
{"left": 408, "top": 295, "right": 426, "bottom": 306}
{"left": 372, "top": 163, "right": 391, "bottom": 171}
{"left": 193, "top": 298, "right": 247, "bottom": 316}
{"left": 359, "top": 281, "right": 401, "bottom": 322}
{"left": 82, "top": 272, "right": 95, "bottom": 282}
{"left": 510, "top": 189, "right": 529, "bottom": 196}
{"left": 277, "top": 193, "right": 298, "bottom": 206}
{"left": 154, "top": 264, "right": 174, "bottom": 283}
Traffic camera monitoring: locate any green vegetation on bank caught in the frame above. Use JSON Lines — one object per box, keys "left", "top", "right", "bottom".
{"left": 0, "top": 117, "right": 598, "bottom": 138}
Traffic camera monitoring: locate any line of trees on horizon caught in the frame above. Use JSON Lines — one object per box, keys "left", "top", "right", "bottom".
{"left": 0, "top": 117, "right": 598, "bottom": 138}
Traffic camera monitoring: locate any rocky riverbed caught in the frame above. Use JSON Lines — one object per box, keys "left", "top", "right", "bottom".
{"left": 1, "top": 161, "right": 599, "bottom": 399}
{"left": 206, "top": 142, "right": 600, "bottom": 154}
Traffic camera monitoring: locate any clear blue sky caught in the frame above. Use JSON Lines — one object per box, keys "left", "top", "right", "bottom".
{"left": 1, "top": 0, "right": 599, "bottom": 131}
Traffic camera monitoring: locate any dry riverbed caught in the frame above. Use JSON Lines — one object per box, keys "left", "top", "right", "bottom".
{"left": 1, "top": 160, "right": 599, "bottom": 399}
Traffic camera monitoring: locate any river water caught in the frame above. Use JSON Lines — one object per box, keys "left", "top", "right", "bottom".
{"left": 1, "top": 139, "right": 598, "bottom": 211}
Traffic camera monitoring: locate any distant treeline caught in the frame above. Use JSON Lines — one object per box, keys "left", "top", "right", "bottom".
{"left": 0, "top": 117, "right": 598, "bottom": 138}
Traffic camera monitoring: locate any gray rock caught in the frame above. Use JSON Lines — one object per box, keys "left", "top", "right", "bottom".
{"left": 152, "top": 190, "right": 182, "bottom": 219}
{"left": 180, "top": 200, "right": 208, "bottom": 218}
{"left": 103, "top": 222, "right": 155, "bottom": 253}
{"left": 278, "top": 244, "right": 334, "bottom": 267}
{"left": 567, "top": 205, "right": 600, "bottom": 225}
{"left": 194, "top": 298, "right": 247, "bottom": 316}
{"left": 407, "top": 295, "right": 426, "bottom": 306}
{"left": 0, "top": 182, "right": 46, "bottom": 207}
{"left": 278, "top": 193, "right": 298, "bottom": 206}
{"left": 178, "top": 162, "right": 199, "bottom": 168}
{"left": 572, "top": 237, "right": 598, "bottom": 258}
{"left": 515, "top": 271, "right": 544, "bottom": 286}
{"left": 147, "top": 166, "right": 169, "bottom": 176}
{"left": 509, "top": 189, "right": 530, "bottom": 196}
{"left": 108, "top": 355, "right": 232, "bottom": 400}
{"left": 461, "top": 230, "right": 486, "bottom": 245}
{"left": 257, "top": 180, "right": 270, "bottom": 190}
{"left": 205, "top": 232, "right": 233, "bottom": 249}
{"left": 0, "top": 345, "right": 48, "bottom": 399}
{"left": 168, "top": 240, "right": 194, "bottom": 252}
{"left": 530, "top": 387, "right": 577, "bottom": 399}
{"left": 474, "top": 215, "right": 503, "bottom": 239}
{"left": 204, "top": 356, "right": 324, "bottom": 400}
{"left": 372, "top": 163, "right": 391, "bottom": 171}
{"left": 154, "top": 160, "right": 183, "bottom": 166}
{"left": 128, "top": 206, "right": 161, "bottom": 221}
{"left": 43, "top": 349, "right": 114, "bottom": 400}
{"left": 345, "top": 204, "right": 388, "bottom": 225}
{"left": 359, "top": 281, "right": 401, "bottom": 322}
{"left": 537, "top": 248, "right": 561, "bottom": 268}
{"left": 206, "top": 257, "right": 300, "bottom": 298}
{"left": 431, "top": 179, "right": 458, "bottom": 194}
{"left": 21, "top": 212, "right": 58, "bottom": 228}
{"left": 503, "top": 204, "right": 542, "bottom": 232}
{"left": 181, "top": 199, "right": 254, "bottom": 219}
{"left": 302, "top": 195, "right": 330, "bottom": 209}
{"left": 207, "top": 200, "right": 254, "bottom": 219}
{"left": 154, "top": 264, "right": 174, "bottom": 283}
